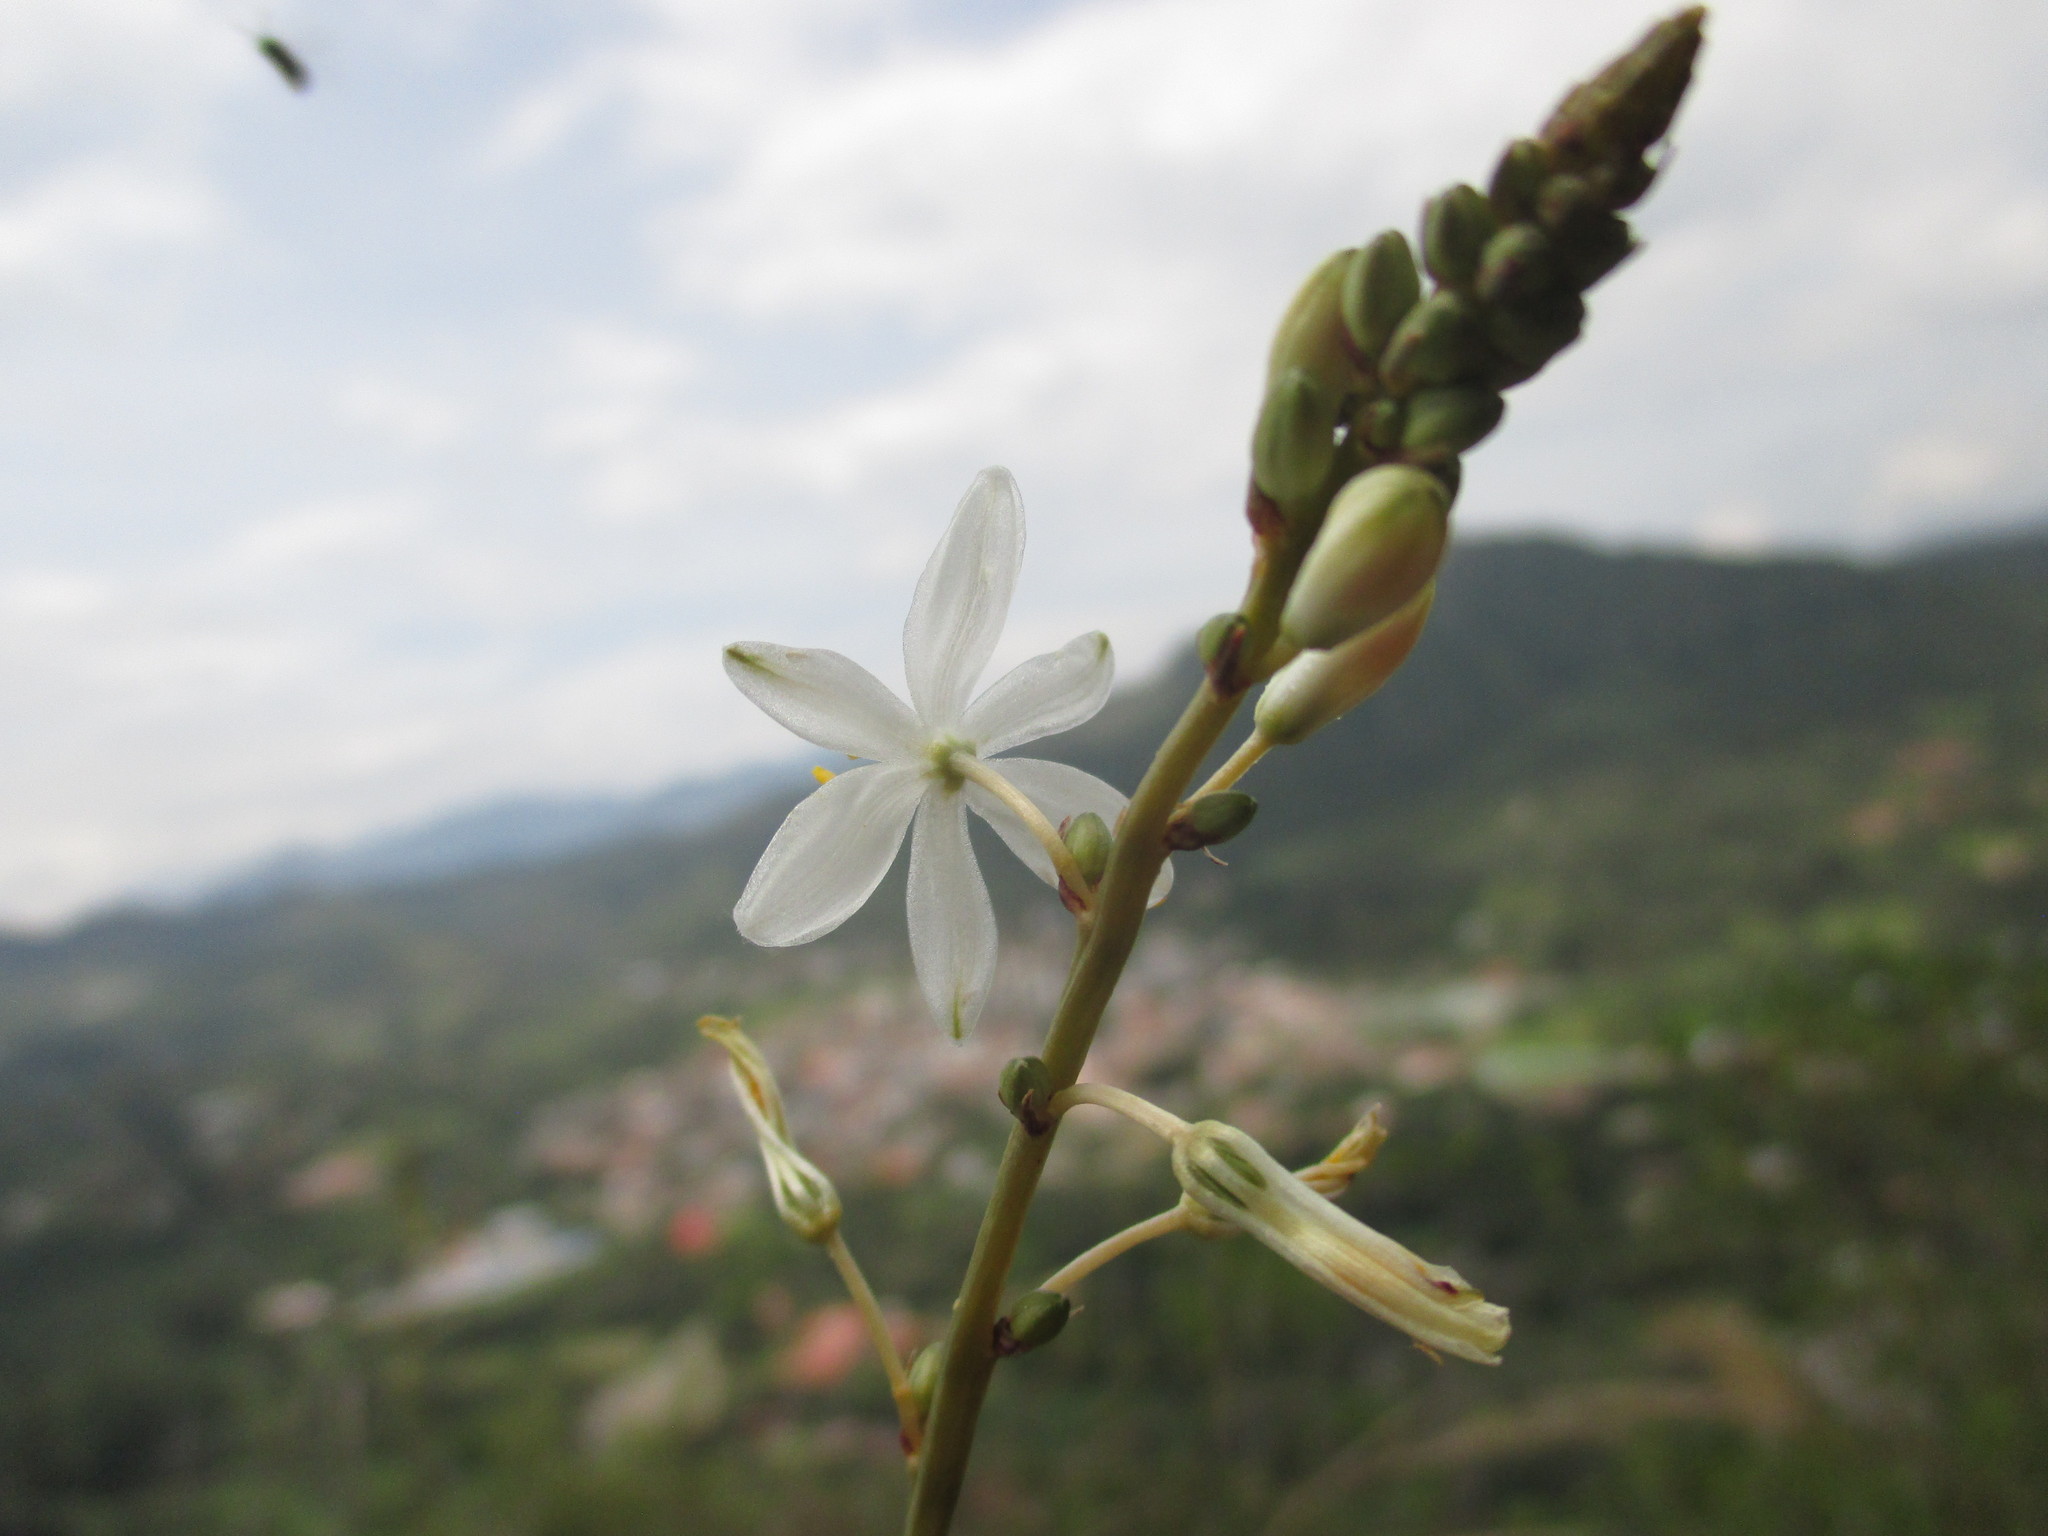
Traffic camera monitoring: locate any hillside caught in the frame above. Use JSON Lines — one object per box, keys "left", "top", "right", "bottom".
{"left": 1, "top": 528, "right": 2045, "bottom": 1536}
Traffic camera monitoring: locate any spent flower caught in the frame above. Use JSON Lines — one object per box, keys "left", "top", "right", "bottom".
{"left": 1172, "top": 1119, "right": 1510, "bottom": 1364}
{"left": 697, "top": 1015, "right": 842, "bottom": 1244}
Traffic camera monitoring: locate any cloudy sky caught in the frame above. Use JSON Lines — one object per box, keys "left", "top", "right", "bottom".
{"left": 1, "top": 0, "right": 2043, "bottom": 927}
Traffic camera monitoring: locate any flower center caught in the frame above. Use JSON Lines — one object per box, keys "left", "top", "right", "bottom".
{"left": 926, "top": 734, "right": 975, "bottom": 793}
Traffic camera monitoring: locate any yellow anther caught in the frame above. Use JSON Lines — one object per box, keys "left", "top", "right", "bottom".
{"left": 812, "top": 765, "right": 836, "bottom": 785}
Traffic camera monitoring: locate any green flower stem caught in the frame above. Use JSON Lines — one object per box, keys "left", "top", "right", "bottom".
{"left": 1038, "top": 1207, "right": 1192, "bottom": 1295}
{"left": 949, "top": 753, "right": 1096, "bottom": 910}
{"left": 1048, "top": 1081, "right": 1193, "bottom": 1144}
{"left": 904, "top": 517, "right": 1305, "bottom": 1536}
{"left": 1188, "top": 729, "right": 1275, "bottom": 802}
{"left": 824, "top": 1230, "right": 923, "bottom": 1458}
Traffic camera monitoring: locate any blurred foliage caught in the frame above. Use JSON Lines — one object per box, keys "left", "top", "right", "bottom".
{"left": 0, "top": 531, "right": 2045, "bottom": 1534}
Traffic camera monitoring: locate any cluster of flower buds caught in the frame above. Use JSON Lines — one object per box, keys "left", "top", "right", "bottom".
{"left": 1243, "top": 7, "right": 1703, "bottom": 744}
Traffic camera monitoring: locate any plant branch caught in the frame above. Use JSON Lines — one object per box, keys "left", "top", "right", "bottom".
{"left": 824, "top": 1231, "right": 922, "bottom": 1459}
{"left": 904, "top": 515, "right": 1306, "bottom": 1536}
{"left": 1039, "top": 1208, "right": 1192, "bottom": 1295}
{"left": 1188, "top": 730, "right": 1275, "bottom": 802}
{"left": 1048, "top": 1081, "right": 1192, "bottom": 1144}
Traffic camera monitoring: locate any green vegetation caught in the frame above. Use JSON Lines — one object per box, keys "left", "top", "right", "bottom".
{"left": 1, "top": 530, "right": 2045, "bottom": 1533}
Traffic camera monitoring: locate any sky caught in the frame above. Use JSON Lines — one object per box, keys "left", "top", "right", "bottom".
{"left": 1, "top": 0, "right": 2044, "bottom": 927}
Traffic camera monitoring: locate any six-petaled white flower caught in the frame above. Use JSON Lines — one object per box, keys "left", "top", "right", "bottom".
{"left": 724, "top": 467, "right": 1170, "bottom": 1039}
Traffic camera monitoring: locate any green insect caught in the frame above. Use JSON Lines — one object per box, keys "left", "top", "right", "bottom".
{"left": 256, "top": 34, "right": 311, "bottom": 92}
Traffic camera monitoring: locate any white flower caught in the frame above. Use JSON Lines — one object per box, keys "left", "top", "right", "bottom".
{"left": 724, "top": 467, "right": 1170, "bottom": 1039}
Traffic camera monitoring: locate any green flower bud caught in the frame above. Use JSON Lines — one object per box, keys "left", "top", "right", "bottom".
{"left": 1401, "top": 385, "right": 1505, "bottom": 462}
{"left": 998, "top": 1056, "right": 1055, "bottom": 1135}
{"left": 1487, "top": 138, "right": 1551, "bottom": 222}
{"left": 1474, "top": 223, "right": 1558, "bottom": 307}
{"left": 1197, "top": 611, "right": 1244, "bottom": 667}
{"left": 1380, "top": 291, "right": 1490, "bottom": 393}
{"left": 1536, "top": 172, "right": 1601, "bottom": 236}
{"left": 1197, "top": 610, "right": 1249, "bottom": 688}
{"left": 1557, "top": 209, "right": 1636, "bottom": 289}
{"left": 1540, "top": 7, "right": 1706, "bottom": 167}
{"left": 1480, "top": 288, "right": 1585, "bottom": 371}
{"left": 1594, "top": 153, "right": 1659, "bottom": 210}
{"left": 1281, "top": 465, "right": 1450, "bottom": 650}
{"left": 1360, "top": 396, "right": 1405, "bottom": 453}
{"left": 1267, "top": 249, "right": 1370, "bottom": 398}
{"left": 1255, "top": 585, "right": 1435, "bottom": 746}
{"left": 1165, "top": 792, "right": 1258, "bottom": 851}
{"left": 1062, "top": 812, "right": 1112, "bottom": 887}
{"left": 994, "top": 1290, "right": 1072, "bottom": 1357}
{"left": 1251, "top": 367, "right": 1336, "bottom": 503}
{"left": 907, "top": 1341, "right": 945, "bottom": 1422}
{"left": 1339, "top": 230, "right": 1422, "bottom": 360}
{"left": 1422, "top": 183, "right": 1497, "bottom": 290}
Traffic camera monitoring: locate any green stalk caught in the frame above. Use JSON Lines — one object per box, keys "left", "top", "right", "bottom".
{"left": 903, "top": 521, "right": 1303, "bottom": 1535}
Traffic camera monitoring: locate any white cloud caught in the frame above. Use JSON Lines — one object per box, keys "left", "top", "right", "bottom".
{"left": 0, "top": 156, "right": 223, "bottom": 292}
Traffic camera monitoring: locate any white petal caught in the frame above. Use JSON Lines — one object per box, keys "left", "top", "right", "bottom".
{"left": 965, "top": 757, "right": 1174, "bottom": 907}
{"left": 734, "top": 763, "right": 923, "bottom": 946}
{"left": 902, "top": 467, "right": 1025, "bottom": 729}
{"left": 962, "top": 631, "right": 1115, "bottom": 756}
{"left": 724, "top": 643, "right": 923, "bottom": 760}
{"left": 906, "top": 792, "right": 998, "bottom": 1039}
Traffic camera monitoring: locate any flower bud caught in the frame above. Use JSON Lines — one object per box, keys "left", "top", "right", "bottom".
{"left": 1171, "top": 1120, "right": 1509, "bottom": 1364}
{"left": 1358, "top": 396, "right": 1404, "bottom": 453}
{"left": 1251, "top": 368, "right": 1336, "bottom": 504}
{"left": 994, "top": 1289, "right": 1072, "bottom": 1356}
{"left": 1339, "top": 231, "right": 1422, "bottom": 361}
{"left": 907, "top": 1341, "right": 945, "bottom": 1423}
{"left": 1197, "top": 612, "right": 1244, "bottom": 667}
{"left": 1061, "top": 812, "right": 1112, "bottom": 887}
{"left": 1165, "top": 792, "right": 1258, "bottom": 851}
{"left": 1593, "top": 152, "right": 1659, "bottom": 210}
{"left": 1540, "top": 7, "right": 1705, "bottom": 166}
{"left": 1487, "top": 138, "right": 1551, "bottom": 222}
{"left": 1197, "top": 610, "right": 1249, "bottom": 689}
{"left": 1536, "top": 172, "right": 1600, "bottom": 236}
{"left": 698, "top": 1015, "right": 842, "bottom": 1244}
{"left": 1474, "top": 223, "right": 1558, "bottom": 308}
{"left": 1380, "top": 291, "right": 1490, "bottom": 394}
{"left": 1266, "top": 249, "right": 1370, "bottom": 398}
{"left": 998, "top": 1056, "right": 1055, "bottom": 1135}
{"left": 1281, "top": 465, "right": 1448, "bottom": 650}
{"left": 1255, "top": 585, "right": 1434, "bottom": 746}
{"left": 1401, "top": 385, "right": 1505, "bottom": 462}
{"left": 1556, "top": 209, "right": 1636, "bottom": 289}
{"left": 1421, "top": 183, "right": 1497, "bottom": 290}
{"left": 1481, "top": 289, "right": 1585, "bottom": 372}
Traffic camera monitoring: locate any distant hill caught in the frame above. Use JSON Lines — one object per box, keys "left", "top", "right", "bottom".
{"left": 9, "top": 525, "right": 2045, "bottom": 1005}
{"left": 158, "top": 758, "right": 815, "bottom": 908}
